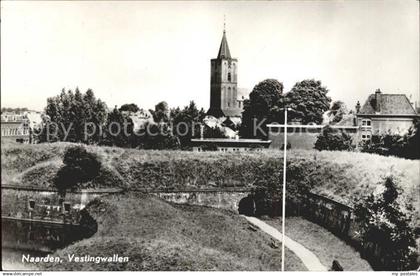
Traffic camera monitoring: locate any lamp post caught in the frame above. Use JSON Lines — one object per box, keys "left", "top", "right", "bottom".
{"left": 281, "top": 107, "right": 292, "bottom": 272}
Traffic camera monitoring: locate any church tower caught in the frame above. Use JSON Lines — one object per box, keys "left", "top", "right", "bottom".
{"left": 207, "top": 27, "right": 241, "bottom": 118}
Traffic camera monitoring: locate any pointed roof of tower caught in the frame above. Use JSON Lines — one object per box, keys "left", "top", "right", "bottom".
{"left": 217, "top": 30, "right": 231, "bottom": 59}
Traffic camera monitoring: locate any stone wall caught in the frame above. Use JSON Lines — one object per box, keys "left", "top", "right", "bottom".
{"left": 154, "top": 190, "right": 249, "bottom": 213}
{"left": 268, "top": 125, "right": 359, "bottom": 150}
{"left": 1, "top": 186, "right": 122, "bottom": 224}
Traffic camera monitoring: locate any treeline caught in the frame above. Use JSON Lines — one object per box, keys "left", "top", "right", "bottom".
{"left": 37, "top": 88, "right": 219, "bottom": 149}
{"left": 240, "top": 79, "right": 332, "bottom": 138}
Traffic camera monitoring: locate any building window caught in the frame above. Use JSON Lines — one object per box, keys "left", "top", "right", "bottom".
{"left": 227, "top": 72, "right": 231, "bottom": 82}
{"left": 28, "top": 199, "right": 35, "bottom": 210}
{"left": 63, "top": 202, "right": 71, "bottom": 214}
{"left": 361, "top": 133, "right": 371, "bottom": 141}
{"left": 362, "top": 119, "right": 372, "bottom": 126}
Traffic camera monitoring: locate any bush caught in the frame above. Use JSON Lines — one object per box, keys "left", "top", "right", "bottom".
{"left": 359, "top": 134, "right": 403, "bottom": 156}
{"left": 353, "top": 176, "right": 418, "bottom": 270}
{"left": 54, "top": 146, "right": 101, "bottom": 194}
{"left": 360, "top": 120, "right": 420, "bottom": 159}
{"left": 314, "top": 126, "right": 354, "bottom": 151}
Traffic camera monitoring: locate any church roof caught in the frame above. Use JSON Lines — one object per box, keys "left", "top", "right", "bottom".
{"left": 359, "top": 91, "right": 417, "bottom": 115}
{"left": 217, "top": 30, "right": 231, "bottom": 59}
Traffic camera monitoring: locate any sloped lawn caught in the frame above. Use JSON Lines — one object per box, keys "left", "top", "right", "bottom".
{"left": 40, "top": 194, "right": 306, "bottom": 271}
{"left": 265, "top": 217, "right": 372, "bottom": 271}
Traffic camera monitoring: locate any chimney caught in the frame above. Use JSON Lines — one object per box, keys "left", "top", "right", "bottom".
{"left": 375, "top": 89, "right": 381, "bottom": 113}
{"left": 355, "top": 101, "right": 361, "bottom": 114}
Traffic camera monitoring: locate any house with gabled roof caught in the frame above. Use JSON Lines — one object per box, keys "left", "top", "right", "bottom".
{"left": 355, "top": 89, "right": 419, "bottom": 141}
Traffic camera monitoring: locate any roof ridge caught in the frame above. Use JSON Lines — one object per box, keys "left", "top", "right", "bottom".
{"left": 359, "top": 92, "right": 416, "bottom": 115}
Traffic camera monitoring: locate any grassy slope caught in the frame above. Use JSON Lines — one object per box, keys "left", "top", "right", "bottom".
{"left": 1, "top": 142, "right": 126, "bottom": 189}
{"left": 2, "top": 142, "right": 418, "bottom": 270}
{"left": 265, "top": 217, "right": 372, "bottom": 271}
{"left": 41, "top": 194, "right": 306, "bottom": 271}
{"left": 2, "top": 142, "right": 419, "bottom": 212}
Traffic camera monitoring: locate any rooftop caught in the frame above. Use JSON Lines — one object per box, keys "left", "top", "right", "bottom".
{"left": 358, "top": 90, "right": 417, "bottom": 115}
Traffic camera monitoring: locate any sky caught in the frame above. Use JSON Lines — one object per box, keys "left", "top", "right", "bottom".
{"left": 1, "top": 0, "right": 419, "bottom": 112}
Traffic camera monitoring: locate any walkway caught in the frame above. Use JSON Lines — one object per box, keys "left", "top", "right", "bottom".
{"left": 243, "top": 216, "right": 327, "bottom": 271}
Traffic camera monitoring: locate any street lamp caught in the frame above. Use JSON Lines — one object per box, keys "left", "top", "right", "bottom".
{"left": 281, "top": 107, "right": 293, "bottom": 272}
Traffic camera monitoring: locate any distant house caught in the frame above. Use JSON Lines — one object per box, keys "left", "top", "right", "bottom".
{"left": 1, "top": 113, "right": 31, "bottom": 143}
{"left": 123, "top": 109, "right": 154, "bottom": 132}
{"left": 355, "top": 89, "right": 419, "bottom": 141}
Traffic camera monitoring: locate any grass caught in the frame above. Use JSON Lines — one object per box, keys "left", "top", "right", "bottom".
{"left": 264, "top": 217, "right": 372, "bottom": 271}
{"left": 2, "top": 142, "right": 418, "bottom": 270}
{"left": 40, "top": 194, "right": 306, "bottom": 271}
{"left": 2, "top": 142, "right": 419, "bottom": 223}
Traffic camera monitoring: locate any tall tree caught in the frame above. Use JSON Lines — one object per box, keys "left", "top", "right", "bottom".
{"left": 171, "top": 101, "right": 206, "bottom": 147}
{"left": 39, "top": 88, "right": 107, "bottom": 144}
{"left": 282, "top": 79, "right": 331, "bottom": 124}
{"left": 119, "top": 103, "right": 140, "bottom": 113}
{"left": 240, "top": 79, "right": 284, "bottom": 139}
{"left": 101, "top": 106, "right": 134, "bottom": 147}
{"left": 83, "top": 89, "right": 108, "bottom": 144}
{"left": 150, "top": 101, "right": 170, "bottom": 123}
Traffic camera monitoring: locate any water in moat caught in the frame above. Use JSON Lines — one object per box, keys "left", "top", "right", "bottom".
{"left": 1, "top": 218, "right": 96, "bottom": 270}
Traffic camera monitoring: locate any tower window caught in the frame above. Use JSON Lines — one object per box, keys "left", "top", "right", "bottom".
{"left": 227, "top": 72, "right": 231, "bottom": 82}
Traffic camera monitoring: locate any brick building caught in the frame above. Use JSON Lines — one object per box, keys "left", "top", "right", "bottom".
{"left": 355, "top": 89, "right": 419, "bottom": 141}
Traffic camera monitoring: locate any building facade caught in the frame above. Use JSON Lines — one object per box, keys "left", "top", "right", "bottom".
{"left": 1, "top": 113, "right": 31, "bottom": 143}
{"left": 207, "top": 28, "right": 242, "bottom": 118}
{"left": 356, "top": 89, "right": 419, "bottom": 141}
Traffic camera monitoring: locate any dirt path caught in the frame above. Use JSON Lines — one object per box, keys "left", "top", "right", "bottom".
{"left": 243, "top": 216, "right": 327, "bottom": 271}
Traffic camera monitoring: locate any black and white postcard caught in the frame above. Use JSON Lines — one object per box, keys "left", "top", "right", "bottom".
{"left": 1, "top": 0, "right": 419, "bottom": 273}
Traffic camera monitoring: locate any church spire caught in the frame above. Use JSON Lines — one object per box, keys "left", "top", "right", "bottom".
{"left": 217, "top": 17, "right": 231, "bottom": 59}
{"left": 223, "top": 14, "right": 226, "bottom": 34}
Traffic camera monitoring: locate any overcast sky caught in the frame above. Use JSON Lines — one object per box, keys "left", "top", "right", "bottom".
{"left": 1, "top": 0, "right": 419, "bottom": 112}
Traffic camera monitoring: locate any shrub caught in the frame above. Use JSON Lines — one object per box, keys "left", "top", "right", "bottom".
{"left": 353, "top": 176, "right": 418, "bottom": 270}
{"left": 54, "top": 146, "right": 101, "bottom": 195}
{"left": 314, "top": 126, "right": 354, "bottom": 151}
{"left": 360, "top": 120, "right": 420, "bottom": 160}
